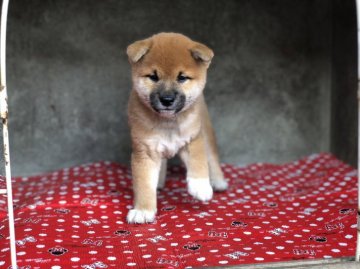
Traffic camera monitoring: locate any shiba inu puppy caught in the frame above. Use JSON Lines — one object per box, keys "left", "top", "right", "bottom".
{"left": 126, "top": 33, "right": 228, "bottom": 223}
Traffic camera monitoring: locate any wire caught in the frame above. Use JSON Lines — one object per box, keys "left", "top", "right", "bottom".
{"left": 0, "top": 0, "right": 17, "bottom": 267}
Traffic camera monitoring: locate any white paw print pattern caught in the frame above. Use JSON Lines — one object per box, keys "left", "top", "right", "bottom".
{"left": 0, "top": 154, "right": 357, "bottom": 268}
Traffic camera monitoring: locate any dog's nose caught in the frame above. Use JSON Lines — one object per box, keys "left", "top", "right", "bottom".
{"left": 159, "top": 91, "right": 177, "bottom": 107}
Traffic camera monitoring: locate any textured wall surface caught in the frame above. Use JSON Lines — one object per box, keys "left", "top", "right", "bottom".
{"left": 4, "top": 0, "right": 345, "bottom": 176}
{"left": 331, "top": 0, "right": 358, "bottom": 167}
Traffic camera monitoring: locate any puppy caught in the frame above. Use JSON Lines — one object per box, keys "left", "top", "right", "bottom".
{"left": 126, "top": 33, "right": 228, "bottom": 224}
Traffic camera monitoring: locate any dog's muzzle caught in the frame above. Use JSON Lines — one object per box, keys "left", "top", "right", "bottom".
{"left": 150, "top": 89, "right": 185, "bottom": 116}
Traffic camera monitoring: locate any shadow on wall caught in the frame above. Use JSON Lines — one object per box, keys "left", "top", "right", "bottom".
{"left": 5, "top": 0, "right": 356, "bottom": 176}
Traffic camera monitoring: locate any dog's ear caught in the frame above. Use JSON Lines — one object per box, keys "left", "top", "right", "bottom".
{"left": 127, "top": 38, "right": 152, "bottom": 64}
{"left": 190, "top": 42, "right": 214, "bottom": 67}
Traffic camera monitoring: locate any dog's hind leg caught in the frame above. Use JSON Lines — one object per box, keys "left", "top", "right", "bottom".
{"left": 157, "top": 159, "right": 167, "bottom": 189}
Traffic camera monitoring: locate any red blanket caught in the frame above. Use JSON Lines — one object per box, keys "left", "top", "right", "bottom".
{"left": 0, "top": 153, "right": 357, "bottom": 268}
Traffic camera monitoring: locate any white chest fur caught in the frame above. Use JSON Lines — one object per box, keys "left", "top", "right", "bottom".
{"left": 145, "top": 113, "right": 199, "bottom": 158}
{"left": 153, "top": 132, "right": 191, "bottom": 158}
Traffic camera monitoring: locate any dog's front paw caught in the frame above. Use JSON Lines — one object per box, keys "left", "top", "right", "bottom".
{"left": 211, "top": 178, "right": 229, "bottom": 192}
{"left": 126, "top": 209, "right": 156, "bottom": 224}
{"left": 187, "top": 178, "right": 213, "bottom": 202}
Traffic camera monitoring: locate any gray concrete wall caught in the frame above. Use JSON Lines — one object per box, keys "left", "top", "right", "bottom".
{"left": 5, "top": 0, "right": 341, "bottom": 176}
{"left": 331, "top": 0, "right": 358, "bottom": 167}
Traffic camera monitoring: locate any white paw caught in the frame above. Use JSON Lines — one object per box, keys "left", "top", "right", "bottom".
{"left": 211, "top": 178, "right": 229, "bottom": 191}
{"left": 126, "top": 209, "right": 156, "bottom": 224}
{"left": 187, "top": 178, "right": 213, "bottom": 202}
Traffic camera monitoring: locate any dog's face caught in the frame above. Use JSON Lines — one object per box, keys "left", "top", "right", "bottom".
{"left": 127, "top": 33, "right": 213, "bottom": 118}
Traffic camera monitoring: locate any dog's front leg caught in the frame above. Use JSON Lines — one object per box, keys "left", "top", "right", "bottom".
{"left": 180, "top": 134, "right": 213, "bottom": 202}
{"left": 127, "top": 151, "right": 161, "bottom": 224}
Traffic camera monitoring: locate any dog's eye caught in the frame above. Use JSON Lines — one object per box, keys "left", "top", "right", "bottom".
{"left": 146, "top": 72, "right": 159, "bottom": 82}
{"left": 177, "top": 73, "right": 191, "bottom": 83}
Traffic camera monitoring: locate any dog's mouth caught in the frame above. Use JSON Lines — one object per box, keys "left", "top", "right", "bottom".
{"left": 157, "top": 109, "right": 177, "bottom": 118}
{"left": 150, "top": 90, "right": 186, "bottom": 117}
